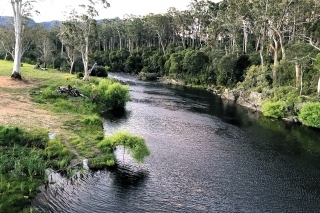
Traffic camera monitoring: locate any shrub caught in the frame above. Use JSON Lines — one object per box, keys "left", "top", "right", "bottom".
{"left": 262, "top": 101, "right": 286, "bottom": 118}
{"left": 77, "top": 72, "right": 84, "bottom": 79}
{"left": 90, "top": 66, "right": 108, "bottom": 77}
{"left": 298, "top": 102, "right": 320, "bottom": 128}
{"left": 91, "top": 79, "right": 131, "bottom": 110}
{"left": 105, "top": 83, "right": 130, "bottom": 109}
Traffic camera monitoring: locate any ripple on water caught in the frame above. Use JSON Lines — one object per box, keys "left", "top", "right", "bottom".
{"left": 33, "top": 75, "right": 320, "bottom": 213}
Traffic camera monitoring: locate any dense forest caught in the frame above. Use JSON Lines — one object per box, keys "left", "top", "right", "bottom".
{"left": 1, "top": 0, "right": 320, "bottom": 126}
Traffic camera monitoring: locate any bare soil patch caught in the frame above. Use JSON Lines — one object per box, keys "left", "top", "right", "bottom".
{"left": 0, "top": 76, "right": 64, "bottom": 132}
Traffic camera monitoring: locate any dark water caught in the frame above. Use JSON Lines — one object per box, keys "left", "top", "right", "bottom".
{"left": 33, "top": 73, "right": 320, "bottom": 213}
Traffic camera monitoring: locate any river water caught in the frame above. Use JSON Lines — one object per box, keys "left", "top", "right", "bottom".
{"left": 33, "top": 73, "right": 320, "bottom": 212}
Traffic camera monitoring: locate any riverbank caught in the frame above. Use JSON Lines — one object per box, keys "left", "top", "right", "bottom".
{"left": 159, "top": 77, "right": 303, "bottom": 123}
{"left": 0, "top": 60, "right": 146, "bottom": 212}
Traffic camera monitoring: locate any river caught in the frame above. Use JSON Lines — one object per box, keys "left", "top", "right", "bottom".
{"left": 32, "top": 73, "right": 320, "bottom": 212}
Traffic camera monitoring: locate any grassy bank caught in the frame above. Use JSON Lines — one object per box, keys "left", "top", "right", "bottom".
{"left": 0, "top": 60, "right": 149, "bottom": 212}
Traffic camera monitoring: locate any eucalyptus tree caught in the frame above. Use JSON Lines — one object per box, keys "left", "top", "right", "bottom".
{"left": 0, "top": 26, "right": 15, "bottom": 60}
{"left": 302, "top": 0, "right": 320, "bottom": 50}
{"left": 9, "top": 0, "right": 40, "bottom": 78}
{"left": 47, "top": 24, "right": 62, "bottom": 69}
{"left": 99, "top": 19, "right": 115, "bottom": 51}
{"left": 188, "top": 0, "right": 213, "bottom": 49}
{"left": 59, "top": 20, "right": 81, "bottom": 73}
{"left": 65, "top": 0, "right": 110, "bottom": 81}
{"left": 123, "top": 15, "right": 144, "bottom": 53}
{"left": 35, "top": 26, "right": 55, "bottom": 68}
{"left": 144, "top": 13, "right": 171, "bottom": 55}
{"left": 166, "top": 7, "right": 195, "bottom": 49}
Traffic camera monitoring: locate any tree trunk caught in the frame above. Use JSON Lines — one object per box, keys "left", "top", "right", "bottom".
{"left": 243, "top": 24, "right": 248, "bottom": 54}
{"left": 82, "top": 37, "right": 90, "bottom": 81}
{"left": 12, "top": 1, "right": 22, "bottom": 75}
{"left": 270, "top": 35, "right": 278, "bottom": 81}
{"left": 300, "top": 66, "right": 303, "bottom": 96}
{"left": 69, "top": 61, "right": 75, "bottom": 74}
{"left": 156, "top": 31, "right": 166, "bottom": 55}
{"left": 295, "top": 61, "right": 300, "bottom": 89}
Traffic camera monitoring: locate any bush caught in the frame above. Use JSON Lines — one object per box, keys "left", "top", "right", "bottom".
{"left": 91, "top": 79, "right": 130, "bottom": 110}
{"left": 262, "top": 101, "right": 286, "bottom": 118}
{"left": 105, "top": 83, "right": 131, "bottom": 109}
{"left": 298, "top": 102, "right": 320, "bottom": 128}
{"left": 90, "top": 66, "right": 108, "bottom": 77}
{"left": 77, "top": 72, "right": 84, "bottom": 79}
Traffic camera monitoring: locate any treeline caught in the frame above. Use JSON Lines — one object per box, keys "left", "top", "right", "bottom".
{"left": 1, "top": 1, "right": 320, "bottom": 115}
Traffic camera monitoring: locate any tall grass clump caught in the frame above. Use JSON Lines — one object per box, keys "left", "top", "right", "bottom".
{"left": 0, "top": 126, "right": 56, "bottom": 213}
{"left": 44, "top": 138, "right": 75, "bottom": 169}
{"left": 97, "top": 131, "right": 150, "bottom": 165}
{"left": 298, "top": 102, "right": 320, "bottom": 128}
{"left": 0, "top": 127, "right": 48, "bottom": 149}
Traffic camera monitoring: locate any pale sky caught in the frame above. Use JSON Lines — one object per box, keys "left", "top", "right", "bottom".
{"left": 1, "top": 0, "right": 220, "bottom": 22}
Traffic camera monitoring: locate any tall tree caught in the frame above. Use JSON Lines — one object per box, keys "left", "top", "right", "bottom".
{"left": 10, "top": 0, "right": 38, "bottom": 78}
{"left": 66, "top": 0, "right": 110, "bottom": 81}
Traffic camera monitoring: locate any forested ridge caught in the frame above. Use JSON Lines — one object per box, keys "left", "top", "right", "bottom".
{"left": 1, "top": 0, "right": 320, "bottom": 127}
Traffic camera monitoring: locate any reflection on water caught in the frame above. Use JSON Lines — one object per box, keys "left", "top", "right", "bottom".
{"left": 33, "top": 73, "right": 320, "bottom": 212}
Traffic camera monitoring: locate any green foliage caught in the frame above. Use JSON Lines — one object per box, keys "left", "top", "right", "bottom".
{"left": 262, "top": 101, "right": 286, "bottom": 118}
{"left": 124, "top": 52, "right": 142, "bottom": 74}
{"left": 91, "top": 79, "right": 131, "bottom": 110}
{"left": 276, "top": 59, "right": 295, "bottom": 86}
{"left": 0, "top": 126, "right": 70, "bottom": 213}
{"left": 0, "top": 127, "right": 48, "bottom": 149}
{"left": 270, "top": 86, "right": 301, "bottom": 103}
{"left": 217, "top": 54, "right": 237, "bottom": 86}
{"left": 44, "top": 138, "right": 75, "bottom": 168}
{"left": 164, "top": 52, "right": 184, "bottom": 77}
{"left": 313, "top": 53, "right": 320, "bottom": 71}
{"left": 238, "top": 65, "right": 272, "bottom": 91}
{"left": 97, "top": 131, "right": 150, "bottom": 164}
{"left": 105, "top": 83, "right": 130, "bottom": 109}
{"left": 40, "top": 87, "right": 61, "bottom": 99}
{"left": 182, "top": 50, "right": 209, "bottom": 75}
{"left": 89, "top": 155, "right": 115, "bottom": 169}
{"left": 141, "top": 51, "right": 165, "bottom": 74}
{"left": 298, "top": 102, "right": 320, "bottom": 128}
{"left": 90, "top": 65, "right": 108, "bottom": 77}
{"left": 109, "top": 49, "right": 130, "bottom": 72}
{"left": 81, "top": 114, "right": 103, "bottom": 126}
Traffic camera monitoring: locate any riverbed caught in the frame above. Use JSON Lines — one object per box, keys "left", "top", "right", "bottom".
{"left": 32, "top": 73, "right": 320, "bottom": 212}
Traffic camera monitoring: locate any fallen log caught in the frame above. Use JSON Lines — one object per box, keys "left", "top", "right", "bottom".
{"left": 56, "top": 85, "right": 86, "bottom": 98}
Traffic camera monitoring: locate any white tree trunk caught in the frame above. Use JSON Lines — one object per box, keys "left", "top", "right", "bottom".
{"left": 82, "top": 37, "right": 90, "bottom": 81}
{"left": 295, "top": 61, "right": 300, "bottom": 89}
{"left": 12, "top": 0, "right": 23, "bottom": 75}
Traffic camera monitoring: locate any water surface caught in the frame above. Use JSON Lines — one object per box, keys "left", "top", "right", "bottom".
{"left": 33, "top": 73, "right": 320, "bottom": 212}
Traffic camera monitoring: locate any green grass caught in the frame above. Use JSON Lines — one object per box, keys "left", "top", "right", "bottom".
{"left": 0, "top": 60, "right": 147, "bottom": 211}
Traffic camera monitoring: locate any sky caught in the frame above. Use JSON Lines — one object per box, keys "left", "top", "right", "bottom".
{"left": 1, "top": 0, "right": 220, "bottom": 23}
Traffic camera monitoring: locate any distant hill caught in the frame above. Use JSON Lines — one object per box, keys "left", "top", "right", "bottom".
{"left": 0, "top": 16, "right": 60, "bottom": 29}
{"left": 0, "top": 16, "right": 14, "bottom": 27}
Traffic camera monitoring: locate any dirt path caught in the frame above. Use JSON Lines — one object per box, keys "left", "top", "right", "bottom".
{"left": 0, "top": 77, "right": 63, "bottom": 132}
